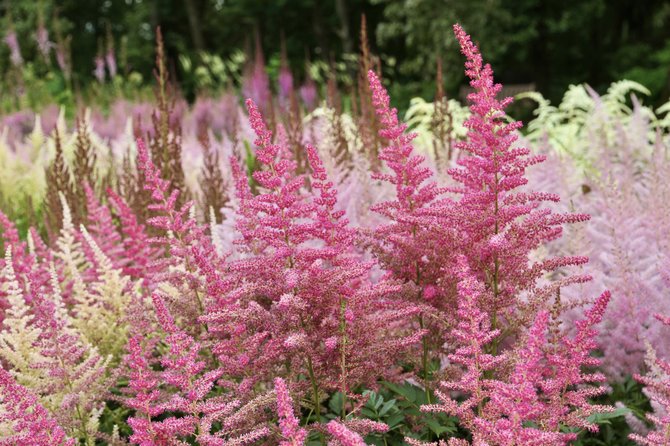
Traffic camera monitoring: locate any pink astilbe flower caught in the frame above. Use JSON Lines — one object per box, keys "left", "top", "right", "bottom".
{"left": 125, "top": 292, "right": 271, "bottom": 445}
{"left": 203, "top": 99, "right": 420, "bottom": 427}
{"left": 136, "top": 138, "right": 223, "bottom": 328}
{"left": 0, "top": 212, "right": 38, "bottom": 315}
{"left": 630, "top": 314, "right": 670, "bottom": 446}
{"left": 421, "top": 257, "right": 505, "bottom": 432}
{"left": 35, "top": 23, "right": 52, "bottom": 59}
{"left": 107, "top": 188, "right": 163, "bottom": 283}
{"left": 106, "top": 48, "right": 117, "bottom": 78}
{"left": 450, "top": 24, "right": 592, "bottom": 330}
{"left": 275, "top": 377, "right": 307, "bottom": 445}
{"left": 4, "top": 30, "right": 22, "bottom": 66}
{"left": 366, "top": 69, "right": 454, "bottom": 388}
{"left": 93, "top": 54, "right": 106, "bottom": 83}
{"left": 242, "top": 35, "right": 271, "bottom": 113}
{"left": 327, "top": 420, "right": 368, "bottom": 446}
{"left": 423, "top": 257, "right": 611, "bottom": 444}
{"left": 300, "top": 76, "right": 318, "bottom": 111}
{"left": 0, "top": 367, "right": 75, "bottom": 446}
{"left": 81, "top": 183, "right": 123, "bottom": 265}
{"left": 277, "top": 48, "right": 294, "bottom": 109}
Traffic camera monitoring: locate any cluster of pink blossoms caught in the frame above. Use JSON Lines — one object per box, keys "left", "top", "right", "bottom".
{"left": 0, "top": 23, "right": 637, "bottom": 446}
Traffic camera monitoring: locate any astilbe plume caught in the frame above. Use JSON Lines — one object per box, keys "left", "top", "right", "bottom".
{"left": 0, "top": 211, "right": 37, "bottom": 318}
{"left": 449, "top": 24, "right": 592, "bottom": 336}
{"left": 35, "top": 22, "right": 52, "bottom": 59}
{"left": 107, "top": 187, "right": 163, "bottom": 284}
{"left": 275, "top": 377, "right": 308, "bottom": 446}
{"left": 0, "top": 367, "right": 75, "bottom": 446}
{"left": 94, "top": 54, "right": 106, "bottom": 83}
{"left": 366, "top": 69, "right": 455, "bottom": 389}
{"left": 202, "top": 99, "right": 420, "bottom": 433}
{"left": 82, "top": 182, "right": 123, "bottom": 266}
{"left": 123, "top": 293, "right": 271, "bottom": 445}
{"left": 136, "top": 138, "right": 222, "bottom": 329}
{"left": 422, "top": 257, "right": 611, "bottom": 445}
{"left": 243, "top": 33, "right": 272, "bottom": 114}
{"left": 630, "top": 314, "right": 670, "bottom": 446}
{"left": 4, "top": 30, "right": 22, "bottom": 66}
{"left": 326, "top": 420, "right": 368, "bottom": 446}
{"left": 0, "top": 257, "right": 112, "bottom": 443}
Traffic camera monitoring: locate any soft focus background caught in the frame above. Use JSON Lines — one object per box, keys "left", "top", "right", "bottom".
{"left": 2, "top": 0, "right": 670, "bottom": 112}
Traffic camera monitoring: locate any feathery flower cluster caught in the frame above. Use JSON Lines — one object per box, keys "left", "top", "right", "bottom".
{"left": 0, "top": 21, "right": 645, "bottom": 446}
{"left": 629, "top": 314, "right": 670, "bottom": 446}
{"left": 0, "top": 367, "right": 75, "bottom": 445}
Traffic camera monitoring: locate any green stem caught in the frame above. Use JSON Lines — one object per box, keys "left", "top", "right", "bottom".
{"left": 339, "top": 298, "right": 348, "bottom": 420}
{"left": 419, "top": 315, "right": 431, "bottom": 404}
{"left": 305, "top": 355, "right": 325, "bottom": 445}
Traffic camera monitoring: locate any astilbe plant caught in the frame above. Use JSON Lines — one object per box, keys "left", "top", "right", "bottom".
{"left": 0, "top": 256, "right": 111, "bottom": 444}
{"left": 202, "top": 98, "right": 421, "bottom": 437}
{"left": 448, "top": 24, "right": 592, "bottom": 333}
{"left": 0, "top": 367, "right": 75, "bottom": 445}
{"left": 136, "top": 137, "right": 223, "bottom": 331}
{"left": 366, "top": 69, "right": 456, "bottom": 396}
{"left": 274, "top": 377, "right": 307, "bottom": 446}
{"left": 630, "top": 314, "right": 670, "bottom": 446}
{"left": 123, "top": 293, "right": 271, "bottom": 446}
{"left": 395, "top": 25, "right": 614, "bottom": 444}
{"left": 421, "top": 257, "right": 611, "bottom": 445}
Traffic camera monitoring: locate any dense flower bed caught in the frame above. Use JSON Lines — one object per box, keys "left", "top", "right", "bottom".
{"left": 0, "top": 25, "right": 669, "bottom": 446}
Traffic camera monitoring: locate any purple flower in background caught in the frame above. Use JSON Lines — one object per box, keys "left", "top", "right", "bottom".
{"left": 35, "top": 24, "right": 52, "bottom": 58}
{"left": 56, "top": 44, "right": 70, "bottom": 77}
{"left": 300, "top": 78, "right": 318, "bottom": 110}
{"left": 243, "top": 62, "right": 270, "bottom": 113}
{"left": 242, "top": 35, "right": 271, "bottom": 112}
{"left": 278, "top": 65, "right": 293, "bottom": 107}
{"left": 94, "top": 55, "right": 106, "bottom": 83}
{"left": 106, "top": 49, "right": 117, "bottom": 78}
{"left": 4, "top": 31, "right": 23, "bottom": 66}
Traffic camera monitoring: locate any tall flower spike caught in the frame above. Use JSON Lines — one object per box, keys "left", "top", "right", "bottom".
{"left": 136, "top": 138, "right": 222, "bottom": 329}
{"left": 630, "top": 314, "right": 670, "bottom": 446}
{"left": 125, "top": 292, "right": 271, "bottom": 445}
{"left": 422, "top": 256, "right": 505, "bottom": 428}
{"left": 367, "top": 69, "right": 455, "bottom": 393}
{"left": 0, "top": 367, "right": 75, "bottom": 446}
{"left": 327, "top": 420, "right": 368, "bottom": 446}
{"left": 450, "top": 23, "right": 591, "bottom": 328}
{"left": 275, "top": 377, "right": 307, "bottom": 446}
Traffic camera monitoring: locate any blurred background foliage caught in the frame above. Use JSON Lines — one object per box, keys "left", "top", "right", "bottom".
{"left": 1, "top": 0, "right": 669, "bottom": 112}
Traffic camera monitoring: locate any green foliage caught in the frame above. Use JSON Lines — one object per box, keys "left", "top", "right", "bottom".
{"left": 574, "top": 377, "right": 652, "bottom": 446}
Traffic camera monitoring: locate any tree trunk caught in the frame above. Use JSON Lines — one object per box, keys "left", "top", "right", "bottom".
{"left": 184, "top": 0, "right": 205, "bottom": 51}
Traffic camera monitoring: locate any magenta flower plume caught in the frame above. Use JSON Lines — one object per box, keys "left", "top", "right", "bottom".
{"left": 366, "top": 68, "right": 454, "bottom": 393}
{"left": 0, "top": 367, "right": 75, "bottom": 446}
{"left": 35, "top": 24, "right": 52, "bottom": 58}
{"left": 300, "top": 77, "right": 318, "bottom": 110}
{"left": 136, "top": 138, "right": 223, "bottom": 327}
{"left": 327, "top": 420, "right": 368, "bottom": 446}
{"left": 4, "top": 30, "right": 22, "bottom": 66}
{"left": 275, "top": 378, "right": 307, "bottom": 446}
{"left": 94, "top": 55, "right": 106, "bottom": 83}
{"left": 450, "top": 23, "right": 591, "bottom": 326}
{"left": 425, "top": 257, "right": 611, "bottom": 443}
{"left": 630, "top": 314, "right": 670, "bottom": 445}
{"left": 422, "top": 256, "right": 505, "bottom": 429}
{"left": 106, "top": 48, "right": 117, "bottom": 78}
{"left": 125, "top": 292, "right": 271, "bottom": 445}
{"left": 203, "top": 98, "right": 421, "bottom": 434}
